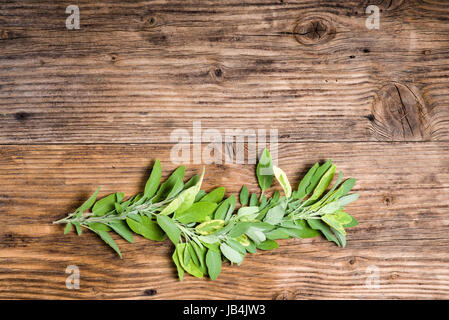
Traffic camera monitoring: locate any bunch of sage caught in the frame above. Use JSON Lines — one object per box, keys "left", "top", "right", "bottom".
{"left": 54, "top": 149, "right": 359, "bottom": 280}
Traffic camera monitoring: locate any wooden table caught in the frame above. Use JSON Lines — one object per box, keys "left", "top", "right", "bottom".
{"left": 1, "top": 0, "right": 448, "bottom": 299}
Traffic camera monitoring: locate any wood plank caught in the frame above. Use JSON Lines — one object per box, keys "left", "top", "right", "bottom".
{"left": 1, "top": 0, "right": 449, "bottom": 143}
{"left": 1, "top": 142, "right": 448, "bottom": 299}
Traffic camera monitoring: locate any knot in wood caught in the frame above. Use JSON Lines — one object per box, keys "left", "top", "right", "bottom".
{"left": 369, "top": 82, "right": 431, "bottom": 141}
{"left": 0, "top": 30, "right": 9, "bottom": 40}
{"left": 293, "top": 16, "right": 335, "bottom": 46}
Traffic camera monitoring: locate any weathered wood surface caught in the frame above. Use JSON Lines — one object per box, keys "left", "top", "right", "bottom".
{"left": 0, "top": 0, "right": 449, "bottom": 299}
{"left": 1, "top": 0, "right": 449, "bottom": 143}
{"left": 1, "top": 143, "right": 449, "bottom": 299}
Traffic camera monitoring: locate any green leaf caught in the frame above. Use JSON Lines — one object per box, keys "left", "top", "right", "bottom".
{"left": 206, "top": 249, "right": 222, "bottom": 280}
{"left": 77, "top": 187, "right": 100, "bottom": 212}
{"left": 256, "top": 239, "right": 279, "bottom": 251}
{"left": 177, "top": 243, "right": 203, "bottom": 278}
{"left": 64, "top": 223, "right": 72, "bottom": 235}
{"left": 195, "top": 220, "right": 225, "bottom": 235}
{"left": 183, "top": 174, "right": 199, "bottom": 190}
{"left": 344, "top": 215, "right": 359, "bottom": 228}
{"left": 92, "top": 193, "right": 116, "bottom": 216}
{"left": 200, "top": 187, "right": 225, "bottom": 203}
{"left": 245, "top": 240, "right": 257, "bottom": 253}
{"left": 235, "top": 234, "right": 251, "bottom": 247}
{"left": 153, "top": 166, "right": 186, "bottom": 202}
{"left": 220, "top": 243, "right": 243, "bottom": 265}
{"left": 174, "top": 202, "right": 218, "bottom": 224}
{"left": 116, "top": 192, "right": 124, "bottom": 203}
{"left": 236, "top": 206, "right": 259, "bottom": 220}
{"left": 172, "top": 247, "right": 184, "bottom": 281}
{"left": 109, "top": 220, "right": 134, "bottom": 243}
{"left": 263, "top": 202, "right": 286, "bottom": 225}
{"left": 126, "top": 216, "right": 165, "bottom": 241}
{"left": 306, "top": 159, "right": 333, "bottom": 195}
{"left": 156, "top": 215, "right": 181, "bottom": 244}
{"left": 307, "top": 219, "right": 340, "bottom": 246}
{"left": 229, "top": 222, "right": 252, "bottom": 238}
{"left": 256, "top": 148, "right": 274, "bottom": 191}
{"left": 249, "top": 193, "right": 258, "bottom": 206}
{"left": 194, "top": 190, "right": 207, "bottom": 202}
{"left": 265, "top": 228, "right": 290, "bottom": 240}
{"left": 273, "top": 166, "right": 292, "bottom": 198}
{"left": 72, "top": 222, "right": 82, "bottom": 236}
{"left": 214, "top": 195, "right": 236, "bottom": 220}
{"left": 87, "top": 222, "right": 111, "bottom": 232}
{"left": 160, "top": 167, "right": 205, "bottom": 216}
{"left": 259, "top": 194, "right": 267, "bottom": 209}
{"left": 226, "top": 239, "right": 247, "bottom": 257}
{"left": 307, "top": 164, "right": 336, "bottom": 204}
{"left": 97, "top": 230, "right": 122, "bottom": 258}
{"left": 191, "top": 241, "right": 207, "bottom": 274}
{"left": 322, "top": 212, "right": 347, "bottom": 236}
{"left": 144, "top": 160, "right": 162, "bottom": 199}
{"left": 239, "top": 186, "right": 249, "bottom": 206}
{"left": 245, "top": 227, "right": 266, "bottom": 245}
{"left": 297, "top": 163, "right": 319, "bottom": 199}
{"left": 338, "top": 193, "right": 360, "bottom": 206}
{"left": 331, "top": 227, "right": 346, "bottom": 248}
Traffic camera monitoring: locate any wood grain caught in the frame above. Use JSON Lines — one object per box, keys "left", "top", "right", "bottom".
{"left": 1, "top": 0, "right": 449, "bottom": 299}
{"left": 1, "top": 143, "right": 449, "bottom": 299}
{"left": 0, "top": 0, "right": 449, "bottom": 143}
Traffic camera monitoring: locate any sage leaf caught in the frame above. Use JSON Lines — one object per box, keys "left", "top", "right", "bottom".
{"left": 306, "top": 164, "right": 336, "bottom": 206}
{"left": 256, "top": 148, "right": 274, "bottom": 191}
{"left": 98, "top": 230, "right": 122, "bottom": 258}
{"left": 206, "top": 249, "right": 222, "bottom": 280}
{"left": 306, "top": 159, "right": 332, "bottom": 195}
{"left": 331, "top": 227, "right": 346, "bottom": 248}
{"left": 307, "top": 219, "right": 340, "bottom": 246}
{"left": 239, "top": 186, "right": 249, "bottom": 206}
{"left": 64, "top": 223, "right": 72, "bottom": 235}
{"left": 87, "top": 222, "right": 111, "bottom": 232}
{"left": 338, "top": 193, "right": 360, "bottom": 206}
{"left": 153, "top": 166, "right": 185, "bottom": 202}
{"left": 256, "top": 239, "right": 279, "bottom": 251}
{"left": 249, "top": 193, "right": 258, "bottom": 206}
{"left": 200, "top": 187, "right": 225, "bottom": 203}
{"left": 77, "top": 187, "right": 100, "bottom": 212}
{"left": 344, "top": 215, "right": 359, "bottom": 228}
{"left": 214, "top": 195, "right": 236, "bottom": 220}
{"left": 172, "top": 247, "right": 184, "bottom": 281}
{"left": 157, "top": 215, "right": 181, "bottom": 244}
{"left": 183, "top": 174, "right": 199, "bottom": 190}
{"left": 229, "top": 222, "right": 252, "bottom": 238}
{"left": 220, "top": 243, "right": 243, "bottom": 265}
{"left": 109, "top": 220, "right": 134, "bottom": 243}
{"left": 263, "top": 203, "right": 285, "bottom": 225}
{"left": 273, "top": 166, "right": 292, "bottom": 198}
{"left": 144, "top": 160, "right": 162, "bottom": 199}
{"left": 297, "top": 163, "right": 319, "bottom": 199}
{"left": 92, "top": 193, "right": 116, "bottom": 216}
{"left": 72, "top": 222, "right": 82, "bottom": 236}
{"left": 174, "top": 202, "right": 218, "bottom": 224}
{"left": 126, "top": 216, "right": 165, "bottom": 241}
{"left": 195, "top": 220, "right": 225, "bottom": 235}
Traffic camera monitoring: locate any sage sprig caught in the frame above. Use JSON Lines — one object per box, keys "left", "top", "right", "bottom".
{"left": 54, "top": 149, "right": 359, "bottom": 280}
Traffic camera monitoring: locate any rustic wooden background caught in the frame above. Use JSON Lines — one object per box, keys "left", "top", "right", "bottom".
{"left": 1, "top": 0, "right": 449, "bottom": 299}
